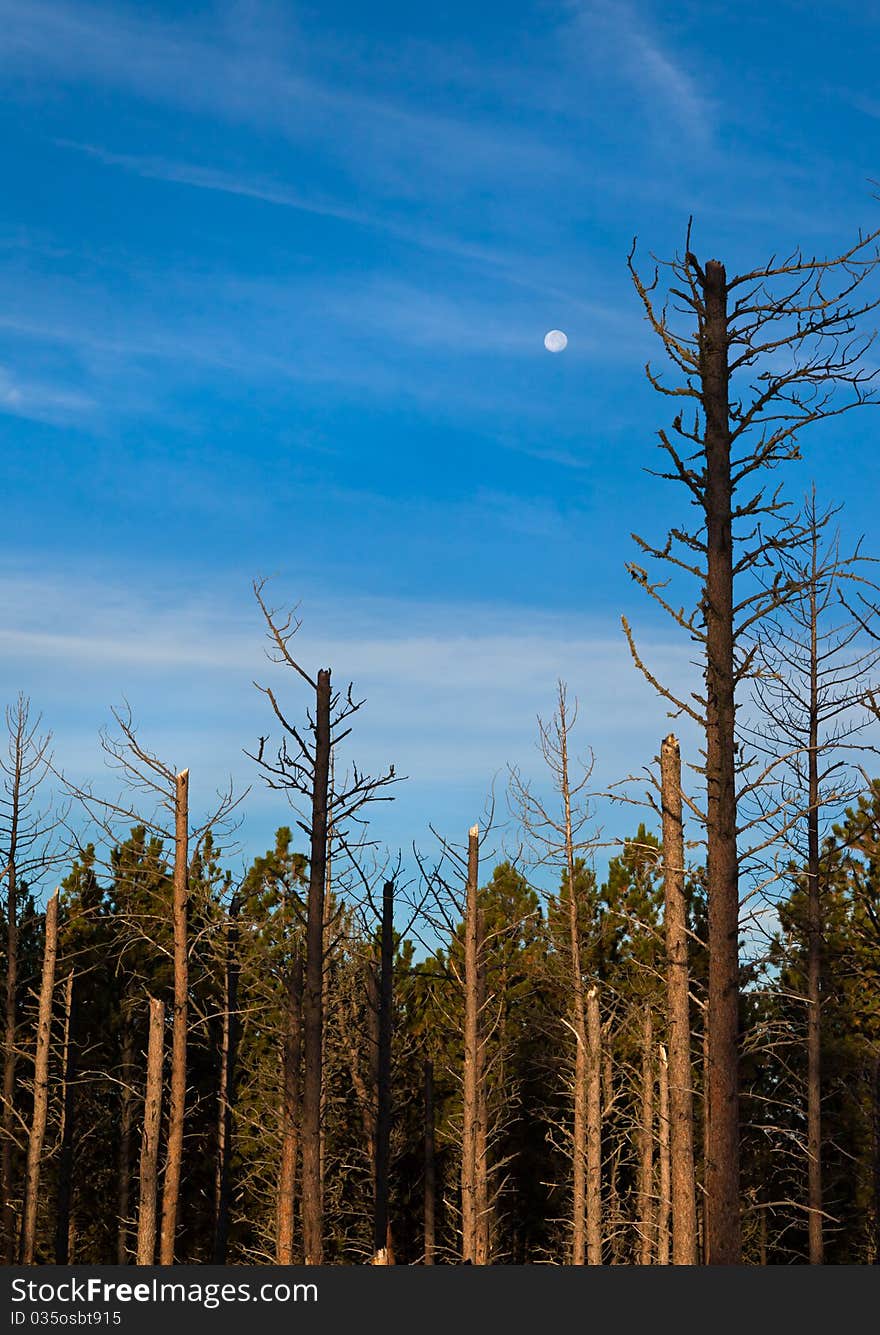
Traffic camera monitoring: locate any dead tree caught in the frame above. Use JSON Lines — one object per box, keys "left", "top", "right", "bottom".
{"left": 373, "top": 880, "right": 394, "bottom": 1259}
{"left": 19, "top": 889, "right": 59, "bottom": 1264}
{"left": 660, "top": 734, "right": 698, "bottom": 1263}
{"left": 159, "top": 768, "right": 189, "bottom": 1265}
{"left": 657, "top": 1044, "right": 670, "bottom": 1265}
{"left": 745, "top": 492, "right": 880, "bottom": 1263}
{"left": 136, "top": 997, "right": 165, "bottom": 1266}
{"left": 117, "top": 1010, "right": 135, "bottom": 1263}
{"left": 461, "top": 825, "right": 484, "bottom": 1264}
{"left": 625, "top": 223, "right": 880, "bottom": 1262}
{"left": 424, "top": 1059, "right": 436, "bottom": 1265}
{"left": 585, "top": 985, "right": 602, "bottom": 1265}
{"left": 638, "top": 1006, "right": 654, "bottom": 1264}
{"left": 213, "top": 894, "right": 241, "bottom": 1264}
{"left": 54, "top": 969, "right": 78, "bottom": 1264}
{"left": 508, "top": 682, "right": 602, "bottom": 1263}
{"left": 276, "top": 944, "right": 303, "bottom": 1264}
{"left": 250, "top": 581, "right": 398, "bottom": 1265}
{"left": 0, "top": 696, "right": 54, "bottom": 1263}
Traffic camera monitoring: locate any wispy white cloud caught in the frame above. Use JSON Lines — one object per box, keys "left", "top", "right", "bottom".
{"left": 0, "top": 563, "right": 701, "bottom": 858}
{"left": 0, "top": 364, "right": 93, "bottom": 423}
{"left": 566, "top": 0, "right": 711, "bottom": 143}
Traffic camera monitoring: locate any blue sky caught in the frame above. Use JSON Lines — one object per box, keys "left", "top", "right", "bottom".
{"left": 2, "top": 0, "right": 879, "bottom": 885}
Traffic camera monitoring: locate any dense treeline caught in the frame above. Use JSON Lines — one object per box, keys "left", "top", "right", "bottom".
{"left": 5, "top": 223, "right": 880, "bottom": 1265}
{"left": 3, "top": 806, "right": 880, "bottom": 1264}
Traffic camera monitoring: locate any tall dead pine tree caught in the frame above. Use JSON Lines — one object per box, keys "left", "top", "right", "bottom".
{"left": 159, "top": 769, "right": 189, "bottom": 1266}
{"left": 625, "top": 225, "right": 880, "bottom": 1262}
{"left": 660, "top": 734, "right": 698, "bottom": 1263}
{"left": 250, "top": 582, "right": 397, "bottom": 1266}
{"left": 19, "top": 889, "right": 58, "bottom": 1264}
{"left": 508, "top": 683, "right": 601, "bottom": 1262}
{"left": 0, "top": 696, "right": 53, "bottom": 1264}
{"left": 461, "top": 824, "right": 484, "bottom": 1264}
{"left": 137, "top": 998, "right": 165, "bottom": 1266}
{"left": 276, "top": 945, "right": 303, "bottom": 1264}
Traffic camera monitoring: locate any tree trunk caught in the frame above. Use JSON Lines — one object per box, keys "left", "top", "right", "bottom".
{"left": 137, "top": 998, "right": 165, "bottom": 1266}
{"left": 873, "top": 1053, "right": 880, "bottom": 1266}
{"left": 461, "top": 824, "right": 481, "bottom": 1264}
{"left": 424, "top": 1059, "right": 435, "bottom": 1265}
{"left": 661, "top": 733, "right": 698, "bottom": 1264}
{"left": 585, "top": 985, "right": 602, "bottom": 1265}
{"left": 54, "top": 970, "right": 78, "bottom": 1264}
{"left": 474, "top": 905, "right": 490, "bottom": 1266}
{"left": 701, "top": 257, "right": 742, "bottom": 1264}
{"left": 213, "top": 895, "right": 240, "bottom": 1264}
{"left": 302, "top": 668, "right": 331, "bottom": 1266}
{"left": 276, "top": 945, "right": 303, "bottom": 1264}
{"left": 373, "top": 881, "right": 394, "bottom": 1258}
{"left": 117, "top": 1011, "right": 135, "bottom": 1263}
{"left": 159, "top": 768, "right": 189, "bottom": 1265}
{"left": 19, "top": 890, "right": 58, "bottom": 1264}
{"left": 557, "top": 699, "right": 588, "bottom": 1264}
{"left": 806, "top": 547, "right": 824, "bottom": 1265}
{"left": 638, "top": 1006, "right": 654, "bottom": 1264}
{"left": 702, "top": 1018, "right": 710, "bottom": 1264}
{"left": 657, "top": 1044, "right": 670, "bottom": 1265}
{"left": 1, "top": 812, "right": 20, "bottom": 1264}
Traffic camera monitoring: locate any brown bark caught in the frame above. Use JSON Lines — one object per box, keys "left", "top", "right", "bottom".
{"left": 661, "top": 733, "right": 698, "bottom": 1264}
{"left": 657, "top": 1044, "right": 670, "bottom": 1265}
{"left": 117, "top": 1010, "right": 135, "bottom": 1263}
{"left": 873, "top": 1053, "right": 880, "bottom": 1265}
{"left": 424, "top": 1059, "right": 435, "bottom": 1265}
{"left": 0, "top": 736, "right": 22, "bottom": 1264}
{"left": 638, "top": 1006, "right": 654, "bottom": 1264}
{"left": 213, "top": 895, "right": 240, "bottom": 1264}
{"left": 474, "top": 904, "right": 490, "bottom": 1266}
{"left": 276, "top": 944, "right": 303, "bottom": 1264}
{"left": 373, "top": 880, "right": 394, "bottom": 1257}
{"left": 159, "top": 769, "right": 189, "bottom": 1265}
{"left": 136, "top": 998, "right": 165, "bottom": 1266}
{"left": 558, "top": 688, "right": 588, "bottom": 1265}
{"left": 702, "top": 257, "right": 742, "bottom": 1264}
{"left": 585, "top": 985, "right": 602, "bottom": 1265}
{"left": 461, "top": 824, "right": 481, "bottom": 1264}
{"left": 54, "top": 970, "right": 78, "bottom": 1264}
{"left": 19, "top": 890, "right": 59, "bottom": 1264}
{"left": 302, "top": 669, "right": 331, "bottom": 1266}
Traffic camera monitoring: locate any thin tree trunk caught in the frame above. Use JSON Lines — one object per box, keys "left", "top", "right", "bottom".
{"left": 603, "top": 1052, "right": 621, "bottom": 1264}
{"left": 276, "top": 945, "right": 303, "bottom": 1264}
{"left": 54, "top": 970, "right": 78, "bottom": 1264}
{"left": 873, "top": 1053, "right": 880, "bottom": 1266}
{"left": 657, "top": 1044, "right": 670, "bottom": 1265}
{"left": 136, "top": 998, "right": 165, "bottom": 1266}
{"left": 117, "top": 1011, "right": 135, "bottom": 1263}
{"left": 20, "top": 890, "right": 59, "bottom": 1264}
{"left": 373, "top": 880, "right": 394, "bottom": 1258}
{"left": 558, "top": 687, "right": 588, "bottom": 1265}
{"left": 424, "top": 1059, "right": 435, "bottom": 1265}
{"left": 702, "top": 1017, "right": 710, "bottom": 1264}
{"left": 585, "top": 985, "right": 602, "bottom": 1265}
{"left": 806, "top": 533, "right": 824, "bottom": 1265}
{"left": 702, "top": 257, "right": 742, "bottom": 1264}
{"left": 474, "top": 904, "right": 490, "bottom": 1266}
{"left": 661, "top": 733, "right": 698, "bottom": 1264}
{"left": 159, "top": 768, "right": 189, "bottom": 1265}
{"left": 301, "top": 670, "right": 331, "bottom": 1266}
{"left": 213, "top": 895, "right": 240, "bottom": 1264}
{"left": 638, "top": 1006, "right": 654, "bottom": 1265}
{"left": 1, "top": 778, "right": 21, "bottom": 1264}
{"left": 461, "top": 824, "right": 480, "bottom": 1264}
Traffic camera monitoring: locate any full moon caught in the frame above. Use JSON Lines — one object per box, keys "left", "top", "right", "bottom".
{"left": 544, "top": 329, "right": 568, "bottom": 353}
